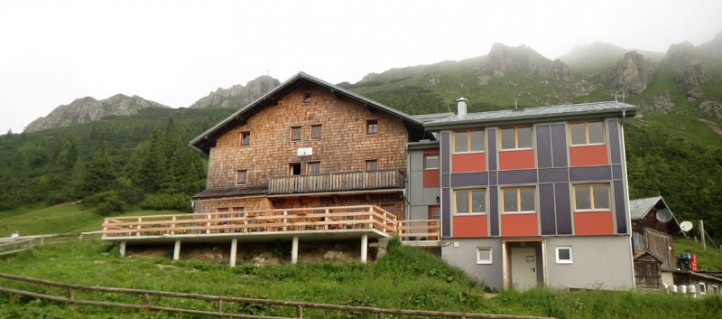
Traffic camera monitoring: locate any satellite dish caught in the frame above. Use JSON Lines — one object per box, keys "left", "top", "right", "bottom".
{"left": 680, "top": 221, "right": 693, "bottom": 232}
{"left": 656, "top": 208, "right": 673, "bottom": 223}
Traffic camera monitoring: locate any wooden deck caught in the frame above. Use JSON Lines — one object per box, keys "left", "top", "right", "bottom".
{"left": 268, "top": 170, "right": 404, "bottom": 195}
{"left": 102, "top": 205, "right": 439, "bottom": 244}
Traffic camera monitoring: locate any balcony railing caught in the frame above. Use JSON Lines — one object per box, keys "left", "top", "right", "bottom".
{"left": 268, "top": 169, "right": 404, "bottom": 195}
{"left": 398, "top": 219, "right": 441, "bottom": 241}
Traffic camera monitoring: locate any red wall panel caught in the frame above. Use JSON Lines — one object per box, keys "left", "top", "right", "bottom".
{"left": 452, "top": 153, "right": 486, "bottom": 173}
{"left": 569, "top": 145, "right": 608, "bottom": 166}
{"left": 499, "top": 149, "right": 535, "bottom": 170}
{"left": 453, "top": 215, "right": 488, "bottom": 238}
{"left": 423, "top": 169, "right": 440, "bottom": 188}
{"left": 574, "top": 211, "right": 615, "bottom": 235}
{"left": 500, "top": 213, "right": 538, "bottom": 237}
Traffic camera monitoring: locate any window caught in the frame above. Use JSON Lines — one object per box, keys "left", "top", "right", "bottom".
{"left": 307, "top": 161, "right": 320, "bottom": 175}
{"left": 476, "top": 247, "right": 493, "bottom": 264}
{"left": 570, "top": 121, "right": 605, "bottom": 145}
{"left": 289, "top": 163, "right": 301, "bottom": 176}
{"left": 366, "top": 159, "right": 377, "bottom": 171}
{"left": 303, "top": 91, "right": 312, "bottom": 103}
{"left": 502, "top": 187, "right": 535, "bottom": 213}
{"left": 453, "top": 130, "right": 484, "bottom": 153}
{"left": 555, "top": 246, "right": 573, "bottom": 264}
{"left": 290, "top": 126, "right": 302, "bottom": 141}
{"left": 501, "top": 126, "right": 532, "bottom": 150}
{"left": 699, "top": 283, "right": 707, "bottom": 294}
{"left": 231, "top": 207, "right": 245, "bottom": 218}
{"left": 310, "top": 124, "right": 322, "bottom": 140}
{"left": 454, "top": 189, "right": 486, "bottom": 214}
{"left": 424, "top": 154, "right": 439, "bottom": 170}
{"left": 367, "top": 120, "right": 378, "bottom": 135}
{"left": 236, "top": 170, "right": 247, "bottom": 185}
{"left": 240, "top": 131, "right": 251, "bottom": 146}
{"left": 573, "top": 184, "right": 610, "bottom": 210}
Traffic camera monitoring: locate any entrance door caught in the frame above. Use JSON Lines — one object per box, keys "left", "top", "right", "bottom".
{"left": 510, "top": 247, "right": 537, "bottom": 290}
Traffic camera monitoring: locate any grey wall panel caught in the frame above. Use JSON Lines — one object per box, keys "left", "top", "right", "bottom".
{"left": 612, "top": 165, "right": 623, "bottom": 180}
{"left": 614, "top": 180, "right": 627, "bottom": 234}
{"left": 408, "top": 171, "right": 424, "bottom": 203}
{"left": 545, "top": 237, "right": 634, "bottom": 289}
{"left": 608, "top": 119, "right": 621, "bottom": 164}
{"left": 442, "top": 188, "right": 451, "bottom": 237}
{"left": 451, "top": 172, "right": 488, "bottom": 187}
{"left": 539, "top": 168, "right": 569, "bottom": 183}
{"left": 551, "top": 124, "right": 568, "bottom": 167}
{"left": 554, "top": 183, "right": 572, "bottom": 234}
{"left": 570, "top": 166, "right": 612, "bottom": 182}
{"left": 488, "top": 128, "right": 497, "bottom": 170}
{"left": 441, "top": 239, "right": 504, "bottom": 290}
{"left": 536, "top": 125, "right": 552, "bottom": 168}
{"left": 540, "top": 183, "right": 556, "bottom": 235}
{"left": 489, "top": 187, "right": 499, "bottom": 236}
{"left": 498, "top": 169, "right": 537, "bottom": 185}
{"left": 441, "top": 132, "right": 450, "bottom": 173}
{"left": 409, "top": 149, "right": 424, "bottom": 171}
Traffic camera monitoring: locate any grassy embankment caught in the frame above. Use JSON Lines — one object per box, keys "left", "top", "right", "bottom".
{"left": 1, "top": 204, "right": 721, "bottom": 319}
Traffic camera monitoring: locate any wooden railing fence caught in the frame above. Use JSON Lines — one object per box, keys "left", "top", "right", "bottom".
{"left": 0, "top": 273, "right": 553, "bottom": 319}
{"left": 0, "top": 231, "right": 102, "bottom": 256}
{"left": 398, "top": 220, "right": 441, "bottom": 241}
{"left": 268, "top": 169, "right": 404, "bottom": 194}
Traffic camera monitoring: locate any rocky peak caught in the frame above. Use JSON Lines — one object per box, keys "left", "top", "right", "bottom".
{"left": 480, "top": 43, "right": 570, "bottom": 81}
{"left": 24, "top": 94, "right": 169, "bottom": 133}
{"left": 609, "top": 51, "right": 654, "bottom": 95}
{"left": 665, "top": 41, "right": 709, "bottom": 88}
{"left": 189, "top": 75, "right": 280, "bottom": 109}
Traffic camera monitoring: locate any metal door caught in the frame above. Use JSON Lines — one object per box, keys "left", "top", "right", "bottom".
{"left": 510, "top": 247, "right": 537, "bottom": 290}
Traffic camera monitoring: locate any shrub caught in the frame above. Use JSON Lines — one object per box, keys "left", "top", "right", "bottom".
{"left": 81, "top": 191, "right": 126, "bottom": 216}
{"left": 140, "top": 193, "right": 192, "bottom": 212}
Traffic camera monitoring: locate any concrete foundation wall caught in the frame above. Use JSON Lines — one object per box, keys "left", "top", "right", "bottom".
{"left": 545, "top": 236, "right": 634, "bottom": 289}
{"left": 441, "top": 238, "right": 504, "bottom": 290}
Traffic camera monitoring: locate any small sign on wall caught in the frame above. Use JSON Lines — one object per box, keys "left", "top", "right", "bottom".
{"left": 297, "top": 147, "right": 313, "bottom": 156}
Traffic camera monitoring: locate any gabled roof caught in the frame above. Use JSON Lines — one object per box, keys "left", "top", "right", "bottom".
{"left": 190, "top": 72, "right": 427, "bottom": 154}
{"left": 629, "top": 196, "right": 664, "bottom": 220}
{"left": 424, "top": 101, "right": 637, "bottom": 130}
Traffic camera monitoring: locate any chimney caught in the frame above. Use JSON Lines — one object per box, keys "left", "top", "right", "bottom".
{"left": 456, "top": 97, "right": 468, "bottom": 118}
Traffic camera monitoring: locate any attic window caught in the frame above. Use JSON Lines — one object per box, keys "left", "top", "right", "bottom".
{"left": 240, "top": 131, "right": 251, "bottom": 146}
{"left": 367, "top": 119, "right": 378, "bottom": 135}
{"left": 304, "top": 92, "right": 312, "bottom": 103}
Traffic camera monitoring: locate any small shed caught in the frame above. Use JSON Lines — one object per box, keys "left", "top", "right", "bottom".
{"left": 634, "top": 252, "right": 663, "bottom": 288}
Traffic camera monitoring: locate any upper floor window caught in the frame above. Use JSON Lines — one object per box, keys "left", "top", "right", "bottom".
{"left": 304, "top": 91, "right": 312, "bottom": 103}
{"left": 453, "top": 130, "right": 484, "bottom": 153}
{"left": 424, "top": 154, "right": 439, "bottom": 170}
{"left": 366, "top": 159, "right": 378, "bottom": 171}
{"left": 500, "top": 126, "right": 532, "bottom": 150}
{"left": 290, "top": 126, "right": 302, "bottom": 141}
{"left": 310, "top": 124, "right": 322, "bottom": 140}
{"left": 573, "top": 184, "right": 610, "bottom": 211}
{"left": 570, "top": 121, "right": 605, "bottom": 145}
{"left": 289, "top": 163, "right": 301, "bottom": 176}
{"left": 367, "top": 119, "right": 378, "bottom": 135}
{"left": 502, "top": 187, "right": 535, "bottom": 213}
{"left": 236, "top": 170, "right": 247, "bottom": 185}
{"left": 240, "top": 131, "right": 251, "bottom": 147}
{"left": 307, "top": 161, "right": 321, "bottom": 175}
{"left": 454, "top": 189, "right": 486, "bottom": 214}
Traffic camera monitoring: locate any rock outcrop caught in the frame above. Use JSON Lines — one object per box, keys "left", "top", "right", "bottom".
{"left": 25, "top": 94, "right": 169, "bottom": 133}
{"left": 480, "top": 43, "right": 570, "bottom": 80}
{"left": 609, "top": 51, "right": 654, "bottom": 94}
{"left": 189, "top": 75, "right": 280, "bottom": 109}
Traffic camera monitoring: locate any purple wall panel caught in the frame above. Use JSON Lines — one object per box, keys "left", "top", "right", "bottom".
{"left": 612, "top": 165, "right": 623, "bottom": 180}
{"left": 554, "top": 183, "right": 572, "bottom": 234}
{"left": 540, "top": 183, "right": 556, "bottom": 235}
{"left": 442, "top": 188, "right": 451, "bottom": 237}
{"left": 451, "top": 172, "right": 488, "bottom": 187}
{"left": 539, "top": 168, "right": 569, "bottom": 183}
{"left": 498, "top": 169, "right": 537, "bottom": 185}
{"left": 489, "top": 172, "right": 497, "bottom": 185}
{"left": 489, "top": 187, "right": 499, "bottom": 236}
{"left": 608, "top": 119, "right": 621, "bottom": 164}
{"left": 488, "top": 128, "right": 497, "bottom": 171}
{"left": 570, "top": 166, "right": 612, "bottom": 182}
{"left": 614, "top": 180, "right": 628, "bottom": 234}
{"left": 536, "top": 125, "right": 552, "bottom": 168}
{"left": 441, "top": 132, "right": 450, "bottom": 173}
{"left": 442, "top": 174, "right": 450, "bottom": 187}
{"left": 551, "top": 124, "right": 568, "bottom": 167}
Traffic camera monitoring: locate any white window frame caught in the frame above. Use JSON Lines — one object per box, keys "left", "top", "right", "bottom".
{"left": 476, "top": 247, "right": 493, "bottom": 264}
{"left": 555, "top": 246, "right": 573, "bottom": 264}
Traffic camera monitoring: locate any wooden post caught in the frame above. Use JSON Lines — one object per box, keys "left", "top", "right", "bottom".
{"left": 291, "top": 236, "right": 299, "bottom": 264}
{"left": 700, "top": 220, "right": 706, "bottom": 250}
{"left": 173, "top": 240, "right": 181, "bottom": 261}
{"left": 230, "top": 239, "right": 238, "bottom": 267}
{"left": 296, "top": 305, "right": 303, "bottom": 318}
{"left": 119, "top": 241, "right": 126, "bottom": 257}
{"left": 361, "top": 235, "right": 368, "bottom": 264}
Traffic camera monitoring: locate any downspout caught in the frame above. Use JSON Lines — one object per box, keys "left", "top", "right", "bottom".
{"left": 620, "top": 109, "right": 636, "bottom": 289}
{"left": 404, "top": 143, "right": 411, "bottom": 221}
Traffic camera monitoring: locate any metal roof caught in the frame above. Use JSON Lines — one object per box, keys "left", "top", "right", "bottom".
{"left": 629, "top": 196, "right": 664, "bottom": 220}
{"left": 424, "top": 101, "right": 637, "bottom": 130}
{"left": 189, "top": 72, "right": 427, "bottom": 154}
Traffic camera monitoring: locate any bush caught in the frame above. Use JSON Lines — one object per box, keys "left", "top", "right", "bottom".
{"left": 140, "top": 193, "right": 192, "bottom": 212}
{"left": 81, "top": 191, "right": 126, "bottom": 216}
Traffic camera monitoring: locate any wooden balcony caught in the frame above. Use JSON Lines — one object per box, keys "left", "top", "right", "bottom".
{"left": 268, "top": 169, "right": 404, "bottom": 195}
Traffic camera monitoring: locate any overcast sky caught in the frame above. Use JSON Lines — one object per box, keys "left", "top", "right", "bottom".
{"left": 2, "top": 0, "right": 721, "bottom": 133}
